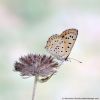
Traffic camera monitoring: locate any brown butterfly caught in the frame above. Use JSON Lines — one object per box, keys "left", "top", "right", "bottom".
{"left": 45, "top": 29, "right": 78, "bottom": 61}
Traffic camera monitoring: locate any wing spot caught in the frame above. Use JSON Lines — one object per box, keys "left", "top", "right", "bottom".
{"left": 69, "top": 43, "right": 71, "bottom": 44}
{"left": 62, "top": 36, "right": 64, "bottom": 38}
{"left": 65, "top": 33, "right": 67, "bottom": 35}
{"left": 67, "top": 46, "right": 70, "bottom": 48}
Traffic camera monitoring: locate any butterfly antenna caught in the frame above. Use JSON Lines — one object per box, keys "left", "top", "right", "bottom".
{"left": 68, "top": 57, "right": 82, "bottom": 63}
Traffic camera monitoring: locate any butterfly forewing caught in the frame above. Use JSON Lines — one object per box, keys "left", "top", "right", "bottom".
{"left": 60, "top": 29, "right": 78, "bottom": 60}
{"left": 45, "top": 29, "right": 78, "bottom": 61}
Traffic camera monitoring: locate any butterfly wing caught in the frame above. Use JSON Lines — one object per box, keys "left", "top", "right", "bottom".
{"left": 45, "top": 34, "right": 63, "bottom": 60}
{"left": 45, "top": 29, "right": 78, "bottom": 61}
{"left": 60, "top": 29, "right": 78, "bottom": 60}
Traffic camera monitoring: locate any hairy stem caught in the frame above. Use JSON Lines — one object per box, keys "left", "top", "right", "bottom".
{"left": 32, "top": 76, "right": 38, "bottom": 100}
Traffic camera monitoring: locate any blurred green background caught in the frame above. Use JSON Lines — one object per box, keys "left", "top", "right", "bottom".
{"left": 0, "top": 0, "right": 100, "bottom": 100}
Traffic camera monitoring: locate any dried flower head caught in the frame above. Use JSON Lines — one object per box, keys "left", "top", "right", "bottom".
{"left": 14, "top": 54, "right": 59, "bottom": 82}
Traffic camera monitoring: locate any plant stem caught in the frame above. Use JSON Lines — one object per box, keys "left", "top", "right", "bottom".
{"left": 32, "top": 76, "right": 38, "bottom": 100}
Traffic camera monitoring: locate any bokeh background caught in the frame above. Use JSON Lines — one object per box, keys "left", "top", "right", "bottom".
{"left": 0, "top": 0, "right": 100, "bottom": 100}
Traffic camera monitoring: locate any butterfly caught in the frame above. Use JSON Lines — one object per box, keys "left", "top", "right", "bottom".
{"left": 45, "top": 28, "right": 78, "bottom": 61}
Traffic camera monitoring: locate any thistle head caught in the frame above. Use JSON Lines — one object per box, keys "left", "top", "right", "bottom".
{"left": 14, "top": 54, "right": 59, "bottom": 82}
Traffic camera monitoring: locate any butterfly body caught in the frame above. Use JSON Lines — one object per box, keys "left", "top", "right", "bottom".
{"left": 45, "top": 29, "right": 78, "bottom": 61}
